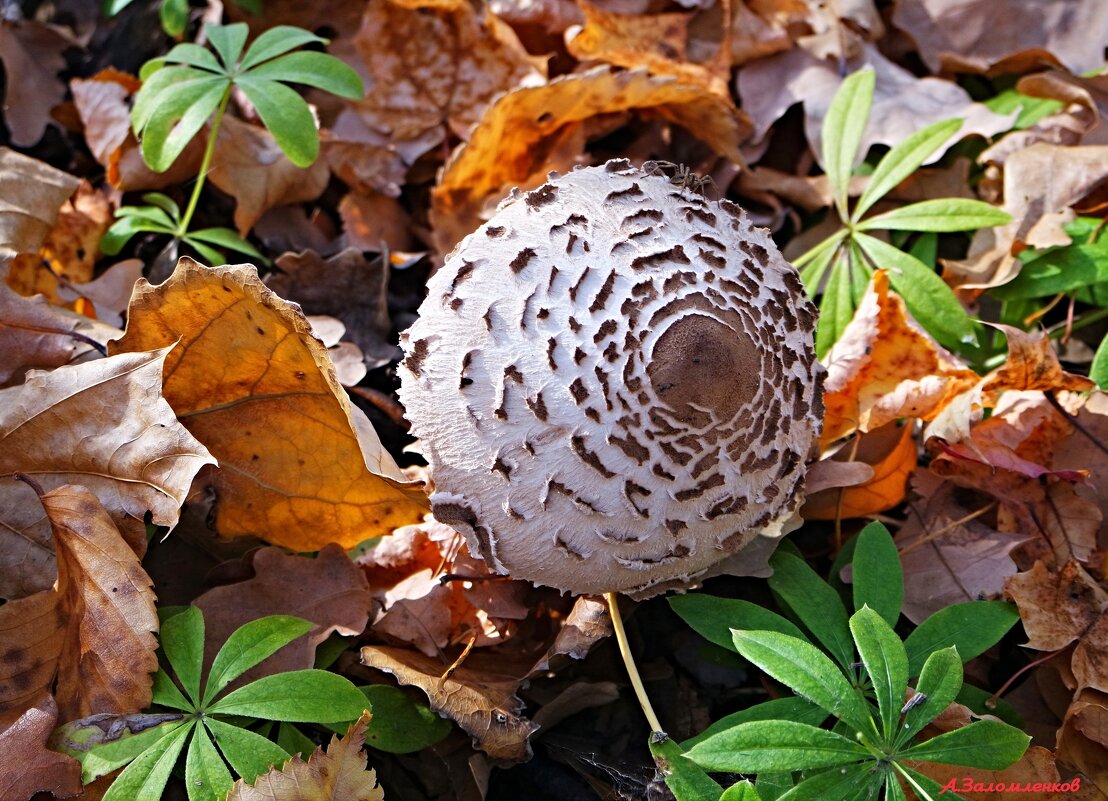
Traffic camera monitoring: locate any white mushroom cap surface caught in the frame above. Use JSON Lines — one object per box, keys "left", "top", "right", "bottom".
{"left": 398, "top": 160, "right": 823, "bottom": 598}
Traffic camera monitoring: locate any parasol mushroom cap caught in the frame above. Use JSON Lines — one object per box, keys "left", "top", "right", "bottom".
{"left": 398, "top": 160, "right": 822, "bottom": 598}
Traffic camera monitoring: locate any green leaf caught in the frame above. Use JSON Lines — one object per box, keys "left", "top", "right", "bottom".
{"left": 816, "top": 253, "right": 855, "bottom": 358}
{"left": 325, "top": 685, "right": 450, "bottom": 753}
{"left": 776, "top": 765, "right": 877, "bottom": 801}
{"left": 683, "top": 697, "right": 827, "bottom": 750}
{"left": 152, "top": 667, "right": 193, "bottom": 712}
{"left": 794, "top": 228, "right": 847, "bottom": 270}
{"left": 203, "top": 615, "right": 313, "bottom": 705}
{"left": 901, "top": 719, "right": 1030, "bottom": 768}
{"left": 114, "top": 204, "right": 178, "bottom": 228}
{"left": 140, "top": 77, "right": 228, "bottom": 172}
{"left": 246, "top": 51, "right": 363, "bottom": 99}
{"left": 204, "top": 718, "right": 290, "bottom": 784}
{"left": 104, "top": 0, "right": 137, "bottom": 15}
{"left": 853, "top": 118, "right": 963, "bottom": 221}
{"left": 234, "top": 0, "right": 264, "bottom": 14}
{"left": 685, "top": 720, "right": 869, "bottom": 772}
{"left": 755, "top": 772, "right": 794, "bottom": 801}
{"left": 909, "top": 231, "right": 938, "bottom": 267}
{"left": 239, "top": 26, "right": 328, "bottom": 71}
{"left": 1091, "top": 334, "right": 1108, "bottom": 388}
{"left": 187, "top": 227, "right": 265, "bottom": 259}
{"left": 849, "top": 606, "right": 908, "bottom": 740}
{"left": 59, "top": 716, "right": 187, "bottom": 783}
{"left": 163, "top": 43, "right": 224, "bottom": 73}
{"left": 848, "top": 239, "right": 872, "bottom": 304}
{"left": 161, "top": 605, "right": 204, "bottom": 704}
{"left": 984, "top": 87, "right": 1063, "bottom": 130}
{"left": 132, "top": 66, "right": 210, "bottom": 134}
{"left": 185, "top": 723, "right": 233, "bottom": 801}
{"left": 102, "top": 721, "right": 192, "bottom": 801}
{"left": 851, "top": 521, "right": 902, "bottom": 626}
{"left": 955, "top": 684, "right": 1022, "bottom": 728}
{"left": 731, "top": 631, "right": 874, "bottom": 737}
{"left": 276, "top": 723, "right": 317, "bottom": 759}
{"left": 853, "top": 232, "right": 977, "bottom": 350}
{"left": 721, "top": 780, "right": 763, "bottom": 801}
{"left": 101, "top": 216, "right": 171, "bottom": 256}
{"left": 798, "top": 234, "right": 844, "bottom": 294}
{"left": 235, "top": 75, "right": 319, "bottom": 166}
{"left": 183, "top": 238, "right": 226, "bottom": 266}
{"left": 903, "top": 601, "right": 1019, "bottom": 677}
{"left": 769, "top": 551, "right": 854, "bottom": 669}
{"left": 160, "top": 0, "right": 190, "bottom": 39}
{"left": 885, "top": 772, "right": 908, "bottom": 801}
{"left": 649, "top": 737, "right": 723, "bottom": 801}
{"left": 206, "top": 23, "right": 249, "bottom": 70}
{"left": 669, "top": 594, "right": 806, "bottom": 654}
{"left": 822, "top": 68, "right": 875, "bottom": 220}
{"left": 991, "top": 242, "right": 1108, "bottom": 300}
{"left": 209, "top": 669, "right": 369, "bottom": 722}
{"left": 859, "top": 199, "right": 1012, "bottom": 233}
{"left": 900, "top": 647, "right": 962, "bottom": 744}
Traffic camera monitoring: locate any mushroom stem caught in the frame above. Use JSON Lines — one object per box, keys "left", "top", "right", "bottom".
{"left": 605, "top": 592, "right": 664, "bottom": 735}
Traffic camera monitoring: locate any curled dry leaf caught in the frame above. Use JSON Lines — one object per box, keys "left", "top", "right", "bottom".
{"left": 1057, "top": 688, "right": 1108, "bottom": 794}
{"left": 0, "top": 695, "right": 81, "bottom": 800}
{"left": 430, "top": 65, "right": 750, "bottom": 253}
{"left": 361, "top": 644, "right": 538, "bottom": 762}
{"left": 0, "top": 21, "right": 69, "bottom": 147}
{"left": 110, "top": 258, "right": 427, "bottom": 551}
{"left": 0, "top": 348, "right": 215, "bottom": 599}
{"left": 0, "top": 147, "right": 79, "bottom": 257}
{"left": 528, "top": 595, "right": 612, "bottom": 676}
{"left": 802, "top": 422, "right": 916, "bottom": 520}
{"left": 226, "top": 712, "right": 384, "bottom": 801}
{"left": 56, "top": 258, "right": 145, "bottom": 329}
{"left": 193, "top": 544, "right": 372, "bottom": 687}
{"left": 308, "top": 316, "right": 368, "bottom": 387}
{"left": 821, "top": 270, "right": 977, "bottom": 445}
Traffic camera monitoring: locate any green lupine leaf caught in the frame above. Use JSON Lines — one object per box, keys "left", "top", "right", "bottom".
{"left": 203, "top": 615, "right": 313, "bottom": 705}
{"left": 234, "top": 75, "right": 318, "bottom": 166}
{"left": 187, "top": 227, "right": 265, "bottom": 258}
{"left": 60, "top": 716, "right": 186, "bottom": 783}
{"left": 822, "top": 69, "right": 875, "bottom": 219}
{"left": 849, "top": 607, "right": 908, "bottom": 740}
{"left": 670, "top": 594, "right": 806, "bottom": 654}
{"left": 955, "top": 684, "right": 1022, "bottom": 728}
{"left": 204, "top": 718, "right": 290, "bottom": 784}
{"left": 184, "top": 239, "right": 226, "bottom": 265}
{"left": 1092, "top": 334, "right": 1108, "bottom": 388}
{"left": 991, "top": 242, "right": 1108, "bottom": 300}
{"left": 901, "top": 719, "right": 1029, "bottom": 768}
{"left": 132, "top": 66, "right": 203, "bottom": 133}
{"left": 208, "top": 669, "right": 368, "bottom": 722}
{"left": 151, "top": 668, "right": 193, "bottom": 712}
{"left": 685, "top": 720, "right": 869, "bottom": 772}
{"left": 900, "top": 647, "right": 962, "bottom": 744}
{"left": 101, "top": 216, "right": 172, "bottom": 256}
{"left": 206, "top": 23, "right": 249, "bottom": 70}
{"left": 246, "top": 51, "right": 363, "bottom": 99}
{"left": 649, "top": 737, "right": 723, "bottom": 801}
{"left": 325, "top": 685, "right": 450, "bottom": 753}
{"left": 848, "top": 239, "right": 872, "bottom": 304}
{"left": 185, "top": 723, "right": 233, "bottom": 801}
{"left": 140, "top": 78, "right": 227, "bottom": 172}
{"left": 276, "top": 723, "right": 318, "bottom": 759}
{"left": 984, "top": 87, "right": 1063, "bottom": 130}
{"left": 160, "top": 0, "right": 190, "bottom": 39}
{"left": 140, "top": 193, "right": 182, "bottom": 220}
{"left": 239, "top": 26, "right": 327, "bottom": 70}
{"left": 853, "top": 118, "right": 963, "bottom": 221}
{"left": 720, "top": 780, "right": 763, "bottom": 801}
{"left": 114, "top": 205, "right": 177, "bottom": 228}
{"left": 798, "top": 236, "right": 842, "bottom": 295}
{"left": 104, "top": 0, "right": 136, "bottom": 14}
{"left": 756, "top": 772, "right": 794, "bottom": 801}
{"left": 816, "top": 253, "right": 855, "bottom": 357}
{"left": 162, "top": 43, "right": 224, "bottom": 73}
{"left": 898, "top": 764, "right": 970, "bottom": 801}
{"left": 776, "top": 766, "right": 877, "bottom": 801}
{"left": 853, "top": 232, "right": 977, "bottom": 350}
{"left": 234, "top": 0, "right": 264, "bottom": 14}
{"left": 858, "top": 199, "right": 1011, "bottom": 232}
{"left": 731, "top": 631, "right": 875, "bottom": 737}
{"left": 683, "top": 697, "right": 827, "bottom": 750}
{"left": 903, "top": 601, "right": 1019, "bottom": 677}
{"left": 851, "top": 522, "right": 902, "bottom": 626}
{"left": 769, "top": 551, "right": 854, "bottom": 669}
{"left": 160, "top": 605, "right": 204, "bottom": 704}
{"left": 794, "top": 228, "right": 847, "bottom": 270}
{"left": 102, "top": 722, "right": 193, "bottom": 801}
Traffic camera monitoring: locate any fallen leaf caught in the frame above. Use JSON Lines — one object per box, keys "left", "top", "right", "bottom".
{"left": 0, "top": 147, "right": 79, "bottom": 257}
{"left": 209, "top": 116, "right": 330, "bottom": 235}
{"left": 0, "top": 348, "right": 215, "bottom": 599}
{"left": 193, "top": 544, "right": 372, "bottom": 687}
{"left": 0, "top": 695, "right": 81, "bottom": 800}
{"left": 56, "top": 258, "right": 145, "bottom": 329}
{"left": 1057, "top": 688, "right": 1108, "bottom": 794}
{"left": 0, "top": 589, "right": 63, "bottom": 716}
{"left": 821, "top": 270, "right": 978, "bottom": 445}
{"left": 308, "top": 316, "right": 368, "bottom": 387}
{"left": 0, "top": 21, "right": 69, "bottom": 147}
{"left": 226, "top": 712, "right": 384, "bottom": 801}
{"left": 528, "top": 595, "right": 612, "bottom": 675}
{"left": 321, "top": 111, "right": 407, "bottom": 198}
{"left": 110, "top": 258, "right": 427, "bottom": 551}
{"left": 802, "top": 422, "right": 917, "bottom": 520}
{"left": 1053, "top": 392, "right": 1108, "bottom": 540}
{"left": 488, "top": 0, "right": 582, "bottom": 34}
{"left": 728, "top": 0, "right": 792, "bottom": 66}
{"left": 907, "top": 745, "right": 1077, "bottom": 801}
{"left": 430, "top": 65, "right": 750, "bottom": 252}
{"left": 338, "top": 191, "right": 414, "bottom": 253}
{"left": 360, "top": 644, "right": 538, "bottom": 761}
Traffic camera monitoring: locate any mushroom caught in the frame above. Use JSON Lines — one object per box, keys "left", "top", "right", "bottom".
{"left": 398, "top": 159, "right": 823, "bottom": 599}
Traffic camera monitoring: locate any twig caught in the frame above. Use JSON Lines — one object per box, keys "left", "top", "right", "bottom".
{"left": 347, "top": 385, "right": 410, "bottom": 430}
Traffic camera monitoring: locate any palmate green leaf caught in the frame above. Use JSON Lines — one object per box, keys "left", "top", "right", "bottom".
{"left": 235, "top": 75, "right": 318, "bottom": 166}
{"left": 163, "top": 43, "right": 225, "bottom": 73}
{"left": 852, "top": 118, "right": 963, "bottom": 221}
{"left": 853, "top": 232, "right": 977, "bottom": 350}
{"left": 731, "top": 631, "right": 875, "bottom": 737}
{"left": 132, "top": 65, "right": 210, "bottom": 133}
{"left": 182, "top": 238, "right": 226, "bottom": 265}
{"left": 777, "top": 765, "right": 878, "bottom": 801}
{"left": 185, "top": 723, "right": 233, "bottom": 801}
{"left": 649, "top": 737, "right": 723, "bottom": 801}
{"left": 115, "top": 204, "right": 178, "bottom": 228}
{"left": 685, "top": 720, "right": 869, "bottom": 773}
{"left": 204, "top": 718, "right": 290, "bottom": 784}
{"left": 903, "top": 601, "right": 1019, "bottom": 677}
{"left": 152, "top": 667, "right": 193, "bottom": 711}
{"left": 851, "top": 522, "right": 902, "bottom": 626}
{"left": 141, "top": 192, "right": 182, "bottom": 220}
{"left": 901, "top": 719, "right": 1029, "bottom": 768}
{"left": 848, "top": 239, "right": 871, "bottom": 303}
{"left": 102, "top": 722, "right": 193, "bottom": 801}
{"left": 991, "top": 242, "right": 1108, "bottom": 301}
{"left": 756, "top": 772, "right": 794, "bottom": 801}
{"left": 858, "top": 199, "right": 1012, "bottom": 233}
{"left": 324, "top": 685, "right": 449, "bottom": 753}
{"left": 900, "top": 647, "right": 962, "bottom": 745}
{"left": 1092, "top": 334, "right": 1108, "bottom": 388}
{"left": 720, "top": 780, "right": 763, "bottom": 801}
{"left": 769, "top": 551, "right": 854, "bottom": 669}
{"left": 816, "top": 252, "right": 855, "bottom": 358}
{"left": 798, "top": 235, "right": 842, "bottom": 295}
{"left": 669, "top": 594, "right": 806, "bottom": 653}
{"left": 822, "top": 68, "right": 875, "bottom": 220}
{"left": 208, "top": 669, "right": 369, "bottom": 721}
{"left": 239, "top": 26, "right": 328, "bottom": 70}
{"left": 276, "top": 723, "right": 317, "bottom": 758}
{"left": 187, "top": 227, "right": 265, "bottom": 259}
{"left": 203, "top": 615, "right": 313, "bottom": 705}
{"left": 60, "top": 716, "right": 187, "bottom": 783}
{"left": 161, "top": 605, "right": 204, "bottom": 704}
{"left": 683, "top": 697, "right": 827, "bottom": 750}
{"left": 101, "top": 214, "right": 174, "bottom": 255}
{"left": 794, "top": 227, "right": 847, "bottom": 270}
{"left": 160, "top": 0, "right": 190, "bottom": 38}
{"left": 849, "top": 607, "right": 908, "bottom": 740}
{"left": 141, "top": 78, "right": 228, "bottom": 172}
{"left": 246, "top": 51, "right": 363, "bottom": 99}
{"left": 206, "top": 23, "right": 249, "bottom": 70}
{"left": 898, "top": 764, "right": 970, "bottom": 801}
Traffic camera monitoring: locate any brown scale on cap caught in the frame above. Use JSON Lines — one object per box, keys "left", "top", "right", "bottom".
{"left": 398, "top": 160, "right": 823, "bottom": 598}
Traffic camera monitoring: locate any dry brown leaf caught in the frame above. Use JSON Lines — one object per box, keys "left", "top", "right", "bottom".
{"left": 802, "top": 423, "right": 916, "bottom": 520}
{"left": 528, "top": 595, "right": 613, "bottom": 675}
{"left": 0, "top": 148, "right": 79, "bottom": 258}
{"left": 729, "top": 0, "right": 792, "bottom": 65}
{"left": 226, "top": 712, "right": 384, "bottom": 801}
{"left": 1054, "top": 392, "right": 1108, "bottom": 541}
{"left": 821, "top": 270, "right": 978, "bottom": 445}
{"left": 907, "top": 745, "right": 1079, "bottom": 801}
{"left": 892, "top": 0, "right": 1108, "bottom": 75}
{"left": 338, "top": 192, "right": 413, "bottom": 253}
{"left": 347, "top": 0, "right": 544, "bottom": 164}
{"left": 430, "top": 65, "right": 750, "bottom": 253}
{"left": 0, "top": 695, "right": 82, "bottom": 800}
{"left": 0, "top": 348, "right": 214, "bottom": 599}
{"left": 0, "top": 589, "right": 63, "bottom": 716}
{"left": 488, "top": 0, "right": 581, "bottom": 35}
{"left": 308, "top": 316, "right": 368, "bottom": 387}
{"left": 110, "top": 258, "right": 427, "bottom": 551}
{"left": 193, "top": 544, "right": 371, "bottom": 687}
{"left": 0, "top": 21, "right": 68, "bottom": 147}
{"left": 209, "top": 116, "right": 330, "bottom": 234}
{"left": 360, "top": 644, "right": 538, "bottom": 761}
{"left": 55, "top": 259, "right": 144, "bottom": 329}
{"left": 1058, "top": 688, "right": 1108, "bottom": 795}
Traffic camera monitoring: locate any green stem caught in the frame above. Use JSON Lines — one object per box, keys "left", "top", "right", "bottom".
{"left": 177, "top": 86, "right": 232, "bottom": 238}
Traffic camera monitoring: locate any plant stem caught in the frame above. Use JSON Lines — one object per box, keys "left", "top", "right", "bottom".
{"left": 605, "top": 592, "right": 664, "bottom": 734}
{"left": 177, "top": 86, "right": 232, "bottom": 238}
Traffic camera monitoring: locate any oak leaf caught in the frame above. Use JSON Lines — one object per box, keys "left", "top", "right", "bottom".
{"left": 110, "top": 258, "right": 427, "bottom": 551}
{"left": 0, "top": 348, "right": 215, "bottom": 599}
{"left": 226, "top": 712, "right": 384, "bottom": 801}
{"left": 0, "top": 147, "right": 79, "bottom": 257}
{"left": 0, "top": 695, "right": 81, "bottom": 800}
